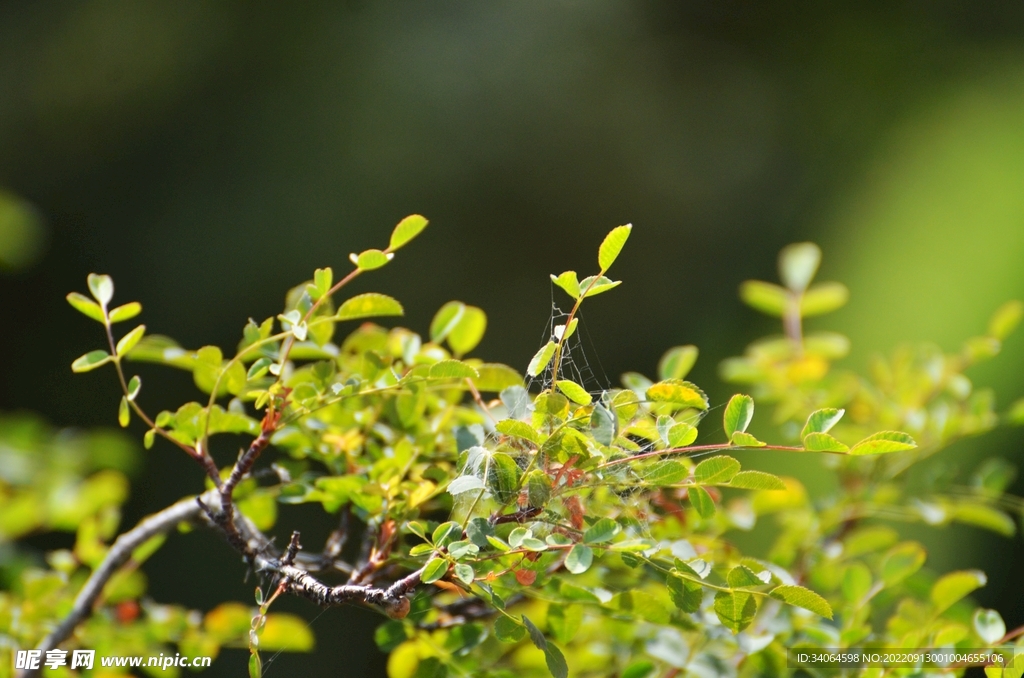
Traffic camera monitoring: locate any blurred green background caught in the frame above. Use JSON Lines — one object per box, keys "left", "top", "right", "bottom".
{"left": 2, "top": 2, "right": 1023, "bottom": 675}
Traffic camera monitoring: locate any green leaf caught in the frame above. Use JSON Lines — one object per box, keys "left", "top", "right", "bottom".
{"left": 116, "top": 324, "right": 146, "bottom": 356}
{"left": 108, "top": 301, "right": 142, "bottom": 323}
{"left": 72, "top": 350, "right": 111, "bottom": 373}
{"left": 952, "top": 503, "right": 1016, "bottom": 536}
{"left": 66, "top": 292, "right": 106, "bottom": 322}
{"left": 723, "top": 394, "right": 754, "bottom": 438}
{"left": 714, "top": 590, "right": 758, "bottom": 632}
{"left": 778, "top": 242, "right": 821, "bottom": 291}
{"left": 556, "top": 380, "right": 591, "bottom": 405}
{"left": 496, "top": 419, "right": 541, "bottom": 445}
{"left": 848, "top": 430, "right": 916, "bottom": 455}
{"left": 769, "top": 584, "right": 832, "bottom": 618}
{"left": 727, "top": 565, "right": 765, "bottom": 588}
{"left": 974, "top": 609, "right": 1006, "bottom": 645}
{"left": 667, "top": 573, "right": 703, "bottom": 613}
{"left": 642, "top": 460, "right": 688, "bottom": 486}
{"left": 454, "top": 563, "right": 475, "bottom": 585}
{"left": 988, "top": 300, "right": 1024, "bottom": 340}
{"left": 578, "top": 275, "right": 622, "bottom": 298}
{"left": 802, "top": 432, "right": 849, "bottom": 453}
{"left": 127, "top": 375, "right": 141, "bottom": 400}
{"left": 447, "top": 305, "right": 487, "bottom": 356}
{"left": 739, "top": 280, "right": 789, "bottom": 316}
{"left": 658, "top": 345, "right": 698, "bottom": 381}
{"left": 694, "top": 455, "right": 741, "bottom": 484}
{"left": 430, "top": 301, "right": 465, "bottom": 342}
{"left": 447, "top": 475, "right": 485, "bottom": 495}
{"left": 589, "top": 404, "right": 617, "bottom": 446}
{"left": 688, "top": 486, "right": 715, "bottom": 518}
{"left": 352, "top": 248, "right": 393, "bottom": 271}
{"left": 931, "top": 570, "right": 986, "bottom": 614}
{"left": 87, "top": 273, "right": 114, "bottom": 306}
{"left": 389, "top": 214, "right": 428, "bottom": 251}
{"left": 118, "top": 397, "right": 130, "bottom": 427}
{"left": 247, "top": 357, "right": 273, "bottom": 380}
{"left": 550, "top": 271, "right": 581, "bottom": 300}
{"left": 528, "top": 342, "right": 557, "bottom": 377}
{"left": 881, "top": 541, "right": 927, "bottom": 585}
{"left": 336, "top": 293, "right": 404, "bottom": 321}
{"left": 565, "top": 544, "right": 593, "bottom": 574}
{"left": 730, "top": 431, "right": 765, "bottom": 447}
{"left": 801, "top": 282, "right": 849, "bottom": 316}
{"left": 526, "top": 470, "right": 552, "bottom": 507}
{"left": 429, "top": 359, "right": 479, "bottom": 379}
{"left": 645, "top": 380, "right": 708, "bottom": 410}
{"left": 260, "top": 613, "right": 315, "bottom": 651}
{"left": 249, "top": 653, "right": 261, "bottom": 678}
{"left": 667, "top": 422, "right": 697, "bottom": 447}
{"left": 801, "top": 408, "right": 845, "bottom": 438}
{"left": 598, "top": 224, "right": 632, "bottom": 271}
{"left": 420, "top": 557, "right": 449, "bottom": 584}
{"left": 433, "top": 521, "right": 461, "bottom": 546}
{"left": 143, "top": 429, "right": 156, "bottom": 449}
{"left": 583, "top": 518, "right": 620, "bottom": 544}
{"left": 486, "top": 453, "right": 521, "bottom": 504}
{"left": 728, "top": 470, "right": 786, "bottom": 490}
{"left": 842, "top": 562, "right": 872, "bottom": 603}
{"left": 473, "top": 363, "right": 524, "bottom": 392}
{"left": 494, "top": 615, "right": 526, "bottom": 643}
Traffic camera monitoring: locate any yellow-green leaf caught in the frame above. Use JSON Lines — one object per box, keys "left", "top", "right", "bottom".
{"left": 598, "top": 224, "right": 632, "bottom": 271}
{"left": 527, "top": 342, "right": 557, "bottom": 377}
{"left": 336, "top": 293, "right": 404, "bottom": 321}
{"left": 496, "top": 419, "right": 541, "bottom": 445}
{"left": 550, "top": 271, "right": 581, "bottom": 300}
{"left": 848, "top": 431, "right": 916, "bottom": 455}
{"left": 646, "top": 380, "right": 708, "bottom": 410}
{"left": 801, "top": 408, "right": 845, "bottom": 439}
{"left": 688, "top": 486, "right": 715, "bottom": 518}
{"left": 87, "top": 273, "right": 114, "bottom": 306}
{"left": 116, "top": 325, "right": 146, "bottom": 356}
{"left": 557, "top": 380, "right": 592, "bottom": 405}
{"left": 739, "top": 280, "right": 789, "bottom": 316}
{"left": 694, "top": 455, "right": 741, "bottom": 484}
{"left": 72, "top": 350, "right": 111, "bottom": 373}
{"left": 988, "top": 299, "right": 1023, "bottom": 340}
{"left": 352, "top": 249, "right": 393, "bottom": 271}
{"left": 66, "top": 292, "right": 106, "bottom": 322}
{"left": 931, "top": 570, "right": 987, "bottom": 614}
{"left": 723, "top": 394, "right": 754, "bottom": 438}
{"left": 769, "top": 584, "right": 832, "bottom": 618}
{"left": 447, "top": 305, "right": 486, "bottom": 356}
{"left": 658, "top": 345, "right": 698, "bottom": 381}
{"left": 730, "top": 431, "right": 765, "bottom": 447}
{"left": 389, "top": 214, "right": 428, "bottom": 251}
{"left": 108, "top": 301, "right": 142, "bottom": 323}
{"left": 428, "top": 359, "right": 479, "bottom": 379}
{"left": 714, "top": 590, "right": 757, "bottom": 632}
{"left": 801, "top": 282, "right": 849, "bottom": 316}
{"left": 472, "top": 363, "right": 524, "bottom": 392}
{"left": 802, "top": 432, "right": 849, "bottom": 453}
{"left": 728, "top": 470, "right": 785, "bottom": 490}
{"left": 778, "top": 242, "right": 821, "bottom": 292}
{"left": 260, "top": 613, "right": 315, "bottom": 651}
{"left": 118, "top": 396, "right": 130, "bottom": 427}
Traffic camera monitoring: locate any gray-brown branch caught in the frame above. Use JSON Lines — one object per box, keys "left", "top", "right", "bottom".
{"left": 20, "top": 484, "right": 422, "bottom": 677}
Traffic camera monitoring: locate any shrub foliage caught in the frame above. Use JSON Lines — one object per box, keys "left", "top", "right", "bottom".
{"left": 3, "top": 218, "right": 1024, "bottom": 677}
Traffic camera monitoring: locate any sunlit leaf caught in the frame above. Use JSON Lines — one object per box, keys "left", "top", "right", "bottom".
{"left": 583, "top": 518, "right": 619, "bottom": 544}
{"left": 694, "top": 456, "right": 741, "bottom": 484}
{"left": 802, "top": 432, "right": 849, "bottom": 453}
{"left": 565, "top": 544, "right": 593, "bottom": 574}
{"left": 428, "top": 359, "right": 479, "bottom": 379}
{"left": 848, "top": 430, "right": 916, "bottom": 455}
{"left": 739, "top": 280, "right": 789, "bottom": 316}
{"left": 66, "top": 292, "right": 106, "bottom": 322}
{"left": 550, "top": 271, "right": 581, "bottom": 300}
{"left": 646, "top": 380, "right": 708, "bottom": 410}
{"left": 730, "top": 431, "right": 765, "bottom": 447}
{"left": 723, "top": 394, "right": 754, "bottom": 438}
{"left": 714, "top": 590, "right": 757, "bottom": 632}
{"left": 801, "top": 408, "right": 845, "bottom": 439}
{"left": 658, "top": 345, "right": 698, "bottom": 381}
{"left": 881, "top": 541, "right": 926, "bottom": 585}
{"left": 688, "top": 486, "right": 715, "bottom": 518}
{"left": 116, "top": 324, "right": 146, "bottom": 356}
{"left": 352, "top": 249, "right": 393, "bottom": 271}
{"left": 447, "top": 305, "right": 487, "bottom": 356}
{"left": 728, "top": 470, "right": 785, "bottom": 490}
{"left": 336, "top": 293, "right": 404, "bottom": 321}
{"left": 931, "top": 570, "right": 987, "bottom": 614}
{"left": 769, "top": 584, "right": 832, "bottom": 618}
{"left": 528, "top": 342, "right": 557, "bottom": 377}
{"left": 556, "top": 380, "right": 591, "bottom": 405}
{"left": 598, "top": 224, "right": 632, "bottom": 271}
{"left": 801, "top": 282, "right": 849, "bottom": 316}
{"left": 389, "top": 214, "right": 429, "bottom": 251}
{"left": 87, "top": 273, "right": 114, "bottom": 306}
{"left": 778, "top": 242, "right": 820, "bottom": 291}
{"left": 72, "top": 350, "right": 111, "bottom": 373}
{"left": 988, "top": 300, "right": 1024, "bottom": 340}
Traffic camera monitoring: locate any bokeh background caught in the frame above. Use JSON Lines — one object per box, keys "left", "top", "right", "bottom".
{"left": 2, "top": 2, "right": 1024, "bottom": 676}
